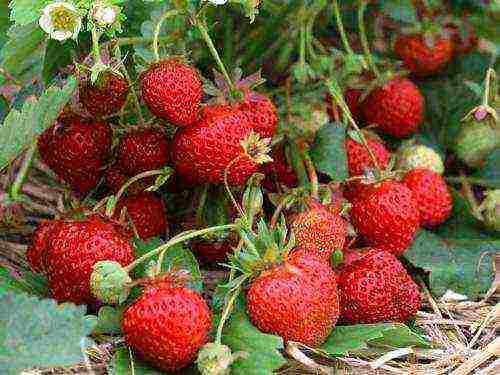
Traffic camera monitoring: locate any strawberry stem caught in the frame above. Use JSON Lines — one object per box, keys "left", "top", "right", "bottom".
{"left": 223, "top": 156, "right": 246, "bottom": 219}
{"left": 302, "top": 150, "right": 319, "bottom": 200}
{"left": 357, "top": 0, "right": 380, "bottom": 79}
{"left": 9, "top": 140, "right": 37, "bottom": 201}
{"left": 482, "top": 68, "right": 496, "bottom": 107}
{"left": 90, "top": 25, "right": 104, "bottom": 67}
{"left": 332, "top": 0, "right": 355, "bottom": 56}
{"left": 152, "top": 9, "right": 179, "bottom": 62}
{"left": 196, "top": 17, "right": 235, "bottom": 92}
{"left": 215, "top": 279, "right": 246, "bottom": 344}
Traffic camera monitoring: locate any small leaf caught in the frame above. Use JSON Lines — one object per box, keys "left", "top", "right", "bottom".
{"left": 92, "top": 306, "right": 123, "bottom": 336}
{"left": 221, "top": 297, "right": 286, "bottom": 374}
{"left": 321, "top": 323, "right": 430, "bottom": 356}
{"left": 0, "top": 77, "right": 77, "bottom": 170}
{"left": 310, "top": 121, "right": 348, "bottom": 182}
{"left": 0, "top": 292, "right": 95, "bottom": 375}
{"left": 110, "top": 347, "right": 164, "bottom": 375}
{"left": 0, "top": 266, "right": 49, "bottom": 297}
{"left": 8, "top": 0, "right": 50, "bottom": 27}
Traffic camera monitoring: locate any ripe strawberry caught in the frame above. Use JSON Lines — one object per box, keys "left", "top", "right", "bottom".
{"left": 345, "top": 136, "right": 391, "bottom": 176}
{"left": 236, "top": 90, "right": 278, "bottom": 138}
{"left": 38, "top": 115, "right": 112, "bottom": 195}
{"left": 261, "top": 147, "right": 298, "bottom": 191}
{"left": 115, "top": 192, "right": 167, "bottom": 240}
{"left": 403, "top": 168, "right": 452, "bottom": 227}
{"left": 326, "top": 88, "right": 363, "bottom": 122}
{"left": 104, "top": 164, "right": 151, "bottom": 195}
{"left": 394, "top": 34, "right": 454, "bottom": 77}
{"left": 291, "top": 201, "right": 347, "bottom": 262}
{"left": 140, "top": 59, "right": 203, "bottom": 126}
{"left": 79, "top": 71, "right": 129, "bottom": 117}
{"left": 122, "top": 277, "right": 212, "bottom": 372}
{"left": 350, "top": 180, "right": 420, "bottom": 256}
{"left": 26, "top": 219, "right": 62, "bottom": 273}
{"left": 44, "top": 215, "right": 134, "bottom": 304}
{"left": 361, "top": 77, "right": 424, "bottom": 138}
{"left": 191, "top": 240, "right": 234, "bottom": 264}
{"left": 116, "top": 128, "right": 169, "bottom": 176}
{"left": 171, "top": 108, "right": 271, "bottom": 186}
{"left": 247, "top": 249, "right": 339, "bottom": 346}
{"left": 337, "top": 248, "right": 421, "bottom": 324}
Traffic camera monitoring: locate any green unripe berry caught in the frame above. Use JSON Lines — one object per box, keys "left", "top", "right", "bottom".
{"left": 397, "top": 144, "right": 444, "bottom": 174}
{"left": 90, "top": 260, "right": 131, "bottom": 304}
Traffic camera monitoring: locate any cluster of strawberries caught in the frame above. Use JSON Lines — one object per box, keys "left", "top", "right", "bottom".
{"left": 26, "top": 50, "right": 457, "bottom": 372}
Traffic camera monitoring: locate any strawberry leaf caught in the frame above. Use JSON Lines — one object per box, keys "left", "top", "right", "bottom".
{"left": 0, "top": 265, "right": 49, "bottom": 297}
{"left": 321, "top": 323, "right": 430, "bottom": 356}
{"left": 221, "top": 297, "right": 286, "bottom": 375}
{"left": 92, "top": 306, "right": 123, "bottom": 336}
{"left": 472, "top": 149, "right": 500, "bottom": 188}
{"left": 0, "top": 77, "right": 77, "bottom": 171}
{"left": 310, "top": 121, "right": 348, "bottom": 182}
{"left": 0, "top": 292, "right": 95, "bottom": 375}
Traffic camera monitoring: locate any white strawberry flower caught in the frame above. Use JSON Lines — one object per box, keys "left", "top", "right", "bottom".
{"left": 207, "top": 0, "right": 229, "bottom": 5}
{"left": 39, "top": 1, "right": 82, "bottom": 41}
{"left": 91, "top": 1, "right": 119, "bottom": 27}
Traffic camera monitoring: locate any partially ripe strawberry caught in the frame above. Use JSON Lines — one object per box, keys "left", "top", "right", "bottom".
{"left": 104, "top": 164, "right": 151, "bottom": 195}
{"left": 337, "top": 249, "right": 421, "bottom": 324}
{"left": 115, "top": 192, "right": 167, "bottom": 240}
{"left": 396, "top": 144, "right": 444, "bottom": 174}
{"left": 44, "top": 215, "right": 134, "bottom": 304}
{"left": 191, "top": 240, "right": 234, "bottom": 264}
{"left": 79, "top": 71, "right": 129, "bottom": 117}
{"left": 122, "top": 277, "right": 212, "bottom": 372}
{"left": 291, "top": 202, "right": 347, "bottom": 263}
{"left": 403, "top": 168, "right": 452, "bottom": 227}
{"left": 38, "top": 116, "right": 112, "bottom": 195}
{"left": 116, "top": 128, "right": 169, "bottom": 176}
{"left": 345, "top": 136, "right": 391, "bottom": 176}
{"left": 247, "top": 249, "right": 339, "bottom": 346}
{"left": 236, "top": 90, "right": 278, "bottom": 139}
{"left": 140, "top": 59, "right": 203, "bottom": 126}
{"left": 26, "top": 219, "right": 62, "bottom": 273}
{"left": 350, "top": 180, "right": 420, "bottom": 256}
{"left": 172, "top": 108, "right": 271, "bottom": 186}
{"left": 261, "top": 147, "right": 298, "bottom": 191}
{"left": 361, "top": 77, "right": 424, "bottom": 138}
{"left": 394, "top": 34, "right": 454, "bottom": 77}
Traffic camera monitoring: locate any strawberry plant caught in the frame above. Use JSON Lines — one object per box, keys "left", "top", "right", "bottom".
{"left": 0, "top": 0, "right": 498, "bottom": 374}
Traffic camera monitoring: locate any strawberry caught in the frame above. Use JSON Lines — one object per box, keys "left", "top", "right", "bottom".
{"left": 479, "top": 190, "right": 500, "bottom": 233}
{"left": 337, "top": 248, "right": 421, "bottom": 324}
{"left": 403, "top": 168, "right": 452, "bottom": 227}
{"left": 171, "top": 108, "right": 271, "bottom": 186}
{"left": 191, "top": 240, "right": 234, "bottom": 264}
{"left": 444, "top": 21, "right": 477, "bottom": 55}
{"left": 122, "top": 276, "right": 212, "bottom": 372}
{"left": 26, "top": 219, "right": 62, "bottom": 273}
{"left": 345, "top": 136, "right": 391, "bottom": 177}
{"left": 350, "top": 180, "right": 420, "bottom": 256}
{"left": 140, "top": 59, "right": 203, "bottom": 126}
{"left": 261, "top": 147, "right": 298, "bottom": 191}
{"left": 361, "top": 77, "right": 424, "bottom": 138}
{"left": 326, "top": 88, "right": 363, "bottom": 122}
{"left": 38, "top": 115, "right": 112, "bottom": 196}
{"left": 44, "top": 215, "right": 134, "bottom": 304}
{"left": 115, "top": 192, "right": 167, "bottom": 240}
{"left": 247, "top": 249, "right": 339, "bottom": 346}
{"left": 396, "top": 143, "right": 444, "bottom": 174}
{"left": 79, "top": 71, "right": 129, "bottom": 117}
{"left": 104, "top": 164, "right": 151, "bottom": 195}
{"left": 291, "top": 201, "right": 347, "bottom": 263}
{"left": 394, "top": 34, "right": 454, "bottom": 77}
{"left": 116, "top": 128, "right": 169, "bottom": 176}
{"left": 236, "top": 90, "right": 278, "bottom": 139}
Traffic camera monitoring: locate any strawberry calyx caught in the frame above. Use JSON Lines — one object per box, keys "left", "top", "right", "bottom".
{"left": 240, "top": 133, "right": 273, "bottom": 165}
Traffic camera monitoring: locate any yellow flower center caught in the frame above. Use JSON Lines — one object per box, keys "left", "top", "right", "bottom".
{"left": 50, "top": 6, "right": 77, "bottom": 31}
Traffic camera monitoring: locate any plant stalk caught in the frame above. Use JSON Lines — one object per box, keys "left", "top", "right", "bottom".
{"left": 9, "top": 141, "right": 37, "bottom": 201}
{"left": 357, "top": 0, "right": 380, "bottom": 78}
{"left": 153, "top": 10, "right": 179, "bottom": 62}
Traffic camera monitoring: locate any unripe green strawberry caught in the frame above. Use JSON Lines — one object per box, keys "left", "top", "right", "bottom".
{"left": 396, "top": 144, "right": 444, "bottom": 174}
{"left": 122, "top": 276, "right": 212, "bottom": 371}
{"left": 90, "top": 260, "right": 132, "bottom": 304}
{"left": 479, "top": 190, "right": 500, "bottom": 232}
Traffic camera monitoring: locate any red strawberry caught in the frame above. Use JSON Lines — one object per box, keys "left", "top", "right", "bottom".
{"left": 345, "top": 136, "right": 391, "bottom": 176}
{"left": 261, "top": 147, "right": 298, "bottom": 191}
{"left": 26, "top": 219, "right": 62, "bottom": 273}
{"left": 403, "top": 168, "right": 452, "bottom": 227}
{"left": 291, "top": 201, "right": 347, "bottom": 263}
{"left": 191, "top": 240, "right": 234, "bottom": 264}
{"left": 116, "top": 128, "right": 169, "bottom": 176}
{"left": 361, "top": 77, "right": 424, "bottom": 138}
{"left": 236, "top": 90, "right": 278, "bottom": 139}
{"left": 140, "top": 59, "right": 203, "bottom": 126}
{"left": 79, "top": 71, "right": 129, "bottom": 117}
{"left": 326, "top": 88, "right": 363, "bottom": 122}
{"left": 394, "top": 34, "right": 454, "bottom": 77}
{"left": 171, "top": 108, "right": 271, "bottom": 186}
{"left": 115, "top": 192, "right": 167, "bottom": 240}
{"left": 44, "top": 215, "right": 134, "bottom": 304}
{"left": 38, "top": 115, "right": 112, "bottom": 195}
{"left": 247, "top": 249, "right": 339, "bottom": 346}
{"left": 337, "top": 248, "right": 421, "bottom": 324}
{"left": 122, "top": 277, "right": 212, "bottom": 372}
{"left": 444, "top": 21, "right": 477, "bottom": 55}
{"left": 350, "top": 180, "right": 420, "bottom": 256}
{"left": 104, "top": 164, "right": 151, "bottom": 195}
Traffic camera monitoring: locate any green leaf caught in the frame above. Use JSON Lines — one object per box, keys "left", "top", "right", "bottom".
{"left": 310, "top": 121, "right": 348, "bottom": 182}
{"left": 110, "top": 347, "right": 164, "bottom": 375}
{"left": 0, "top": 23, "right": 46, "bottom": 82}
{"left": 92, "top": 306, "right": 123, "bottom": 336}
{"left": 0, "top": 292, "right": 95, "bottom": 375}
{"left": 0, "top": 266, "right": 49, "bottom": 297}
{"left": 321, "top": 323, "right": 430, "bottom": 356}
{"left": 380, "top": 0, "right": 418, "bottom": 23}
{"left": 472, "top": 149, "right": 500, "bottom": 188}
{"left": 0, "top": 77, "right": 77, "bottom": 171}
{"left": 8, "top": 1, "right": 50, "bottom": 27}
{"left": 221, "top": 298, "right": 286, "bottom": 375}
